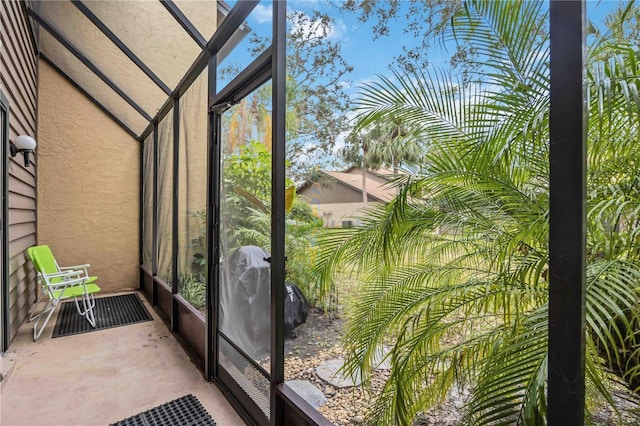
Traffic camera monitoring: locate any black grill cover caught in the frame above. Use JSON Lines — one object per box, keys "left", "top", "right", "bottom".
{"left": 219, "top": 246, "right": 309, "bottom": 359}
{"left": 219, "top": 246, "right": 271, "bottom": 360}
{"left": 284, "top": 283, "right": 308, "bottom": 335}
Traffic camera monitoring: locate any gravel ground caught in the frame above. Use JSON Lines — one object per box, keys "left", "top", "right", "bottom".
{"left": 285, "top": 307, "right": 640, "bottom": 425}
{"left": 285, "top": 345, "right": 379, "bottom": 425}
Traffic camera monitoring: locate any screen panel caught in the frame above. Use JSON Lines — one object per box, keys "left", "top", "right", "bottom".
{"left": 39, "top": 31, "right": 149, "bottom": 135}
{"left": 177, "top": 67, "right": 209, "bottom": 312}
{"left": 83, "top": 0, "right": 202, "bottom": 91}
{"left": 142, "top": 133, "right": 154, "bottom": 270}
{"left": 37, "top": 1, "right": 166, "bottom": 117}
{"left": 216, "top": 1, "right": 272, "bottom": 92}
{"left": 156, "top": 110, "right": 174, "bottom": 284}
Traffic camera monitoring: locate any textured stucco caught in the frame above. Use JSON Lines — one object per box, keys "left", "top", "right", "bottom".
{"left": 37, "top": 60, "right": 139, "bottom": 293}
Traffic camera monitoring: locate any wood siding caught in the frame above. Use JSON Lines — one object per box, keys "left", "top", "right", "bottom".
{"left": 1, "top": 1, "right": 38, "bottom": 341}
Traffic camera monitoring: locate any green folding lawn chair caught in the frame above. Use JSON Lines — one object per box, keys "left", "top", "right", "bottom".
{"left": 26, "top": 245, "right": 101, "bottom": 341}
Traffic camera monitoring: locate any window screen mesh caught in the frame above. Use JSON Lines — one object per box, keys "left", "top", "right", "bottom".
{"left": 142, "top": 134, "right": 154, "bottom": 270}
{"left": 216, "top": 1, "right": 271, "bottom": 92}
{"left": 217, "top": 83, "right": 273, "bottom": 379}
{"left": 172, "top": 1, "right": 218, "bottom": 42}
{"left": 39, "top": 31, "right": 149, "bottom": 134}
{"left": 219, "top": 337, "right": 270, "bottom": 419}
{"left": 156, "top": 110, "right": 174, "bottom": 283}
{"left": 37, "top": 1, "right": 166, "bottom": 117}
{"left": 177, "top": 68, "right": 209, "bottom": 312}
{"left": 82, "top": 0, "right": 202, "bottom": 91}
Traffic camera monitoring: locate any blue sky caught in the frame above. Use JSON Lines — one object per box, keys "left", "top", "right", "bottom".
{"left": 230, "top": 0, "right": 626, "bottom": 165}
{"left": 242, "top": 0, "right": 623, "bottom": 99}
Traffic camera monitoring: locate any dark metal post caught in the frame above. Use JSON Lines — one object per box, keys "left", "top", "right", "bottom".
{"left": 171, "top": 99, "right": 180, "bottom": 332}
{"left": 548, "top": 1, "right": 586, "bottom": 425}
{"left": 71, "top": 0, "right": 172, "bottom": 95}
{"left": 26, "top": 9, "right": 152, "bottom": 122}
{"left": 206, "top": 55, "right": 217, "bottom": 381}
{"left": 139, "top": 136, "right": 144, "bottom": 289}
{"left": 39, "top": 55, "right": 139, "bottom": 140}
{"left": 1, "top": 91, "right": 9, "bottom": 353}
{"left": 160, "top": 0, "right": 207, "bottom": 49}
{"left": 271, "top": 1, "right": 286, "bottom": 424}
{"left": 152, "top": 123, "right": 159, "bottom": 305}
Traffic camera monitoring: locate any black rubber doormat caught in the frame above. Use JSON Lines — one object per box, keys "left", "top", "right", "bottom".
{"left": 110, "top": 394, "right": 216, "bottom": 426}
{"left": 52, "top": 293, "right": 152, "bottom": 338}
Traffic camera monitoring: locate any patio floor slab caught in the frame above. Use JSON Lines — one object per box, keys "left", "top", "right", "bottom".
{"left": 0, "top": 291, "right": 244, "bottom": 426}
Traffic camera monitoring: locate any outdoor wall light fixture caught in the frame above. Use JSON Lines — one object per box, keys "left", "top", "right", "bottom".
{"left": 10, "top": 135, "right": 36, "bottom": 167}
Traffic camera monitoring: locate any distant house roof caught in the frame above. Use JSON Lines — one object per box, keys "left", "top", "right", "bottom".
{"left": 342, "top": 166, "right": 398, "bottom": 177}
{"left": 307, "top": 168, "right": 399, "bottom": 203}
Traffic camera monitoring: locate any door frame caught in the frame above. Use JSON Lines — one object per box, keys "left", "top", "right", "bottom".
{"left": 1, "top": 89, "right": 10, "bottom": 353}
{"left": 209, "top": 50, "right": 274, "bottom": 426}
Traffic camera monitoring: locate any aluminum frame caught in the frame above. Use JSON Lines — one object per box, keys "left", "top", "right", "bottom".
{"left": 139, "top": 1, "right": 258, "bottom": 142}
{"left": 210, "top": 49, "right": 272, "bottom": 111}
{"left": 27, "top": 8, "right": 153, "bottom": 122}
{"left": 39, "top": 54, "right": 140, "bottom": 140}
{"left": 71, "top": 0, "right": 172, "bottom": 96}
{"left": 0, "top": 89, "right": 9, "bottom": 353}
{"left": 270, "top": 2, "right": 286, "bottom": 424}
{"left": 210, "top": 51, "right": 274, "bottom": 426}
{"left": 160, "top": 0, "right": 207, "bottom": 49}
{"left": 171, "top": 98, "right": 180, "bottom": 332}
{"left": 206, "top": 54, "right": 217, "bottom": 382}
{"left": 139, "top": 138, "right": 144, "bottom": 287}
{"left": 548, "top": 1, "right": 587, "bottom": 425}
{"left": 152, "top": 123, "right": 159, "bottom": 306}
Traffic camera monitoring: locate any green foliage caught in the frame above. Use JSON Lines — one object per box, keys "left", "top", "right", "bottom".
{"left": 218, "top": 141, "right": 330, "bottom": 307}
{"left": 290, "top": 197, "right": 324, "bottom": 226}
{"left": 225, "top": 140, "right": 276, "bottom": 205}
{"left": 189, "top": 209, "right": 207, "bottom": 273}
{"left": 178, "top": 272, "right": 206, "bottom": 312}
{"left": 317, "top": 1, "right": 640, "bottom": 424}
{"left": 222, "top": 140, "right": 292, "bottom": 248}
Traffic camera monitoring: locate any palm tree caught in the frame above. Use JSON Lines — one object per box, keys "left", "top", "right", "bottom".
{"left": 317, "top": 1, "right": 640, "bottom": 424}
{"left": 367, "top": 118, "right": 422, "bottom": 175}
{"left": 341, "top": 127, "right": 385, "bottom": 205}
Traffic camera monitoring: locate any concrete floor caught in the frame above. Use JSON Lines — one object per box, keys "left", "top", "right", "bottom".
{"left": 0, "top": 292, "right": 244, "bottom": 426}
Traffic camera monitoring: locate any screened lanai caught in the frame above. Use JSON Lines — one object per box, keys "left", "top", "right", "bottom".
{"left": 4, "top": 0, "right": 319, "bottom": 424}
{"left": 1, "top": 0, "right": 596, "bottom": 425}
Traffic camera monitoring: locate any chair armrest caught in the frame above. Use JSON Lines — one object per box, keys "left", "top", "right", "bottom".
{"left": 41, "top": 270, "right": 81, "bottom": 278}
{"left": 60, "top": 264, "right": 90, "bottom": 270}
{"left": 47, "top": 276, "right": 88, "bottom": 289}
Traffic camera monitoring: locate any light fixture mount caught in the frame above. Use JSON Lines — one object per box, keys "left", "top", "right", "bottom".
{"left": 10, "top": 135, "right": 36, "bottom": 167}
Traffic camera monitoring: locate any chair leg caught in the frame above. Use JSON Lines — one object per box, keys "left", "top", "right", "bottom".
{"left": 33, "top": 301, "right": 58, "bottom": 341}
{"left": 28, "top": 291, "right": 49, "bottom": 322}
{"left": 85, "top": 295, "right": 96, "bottom": 328}
{"left": 73, "top": 293, "right": 97, "bottom": 328}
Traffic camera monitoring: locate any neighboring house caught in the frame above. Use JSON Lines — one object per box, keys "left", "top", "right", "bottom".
{"left": 298, "top": 167, "right": 399, "bottom": 227}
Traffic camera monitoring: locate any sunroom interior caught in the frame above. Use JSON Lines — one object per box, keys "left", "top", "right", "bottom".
{"left": 1, "top": 0, "right": 592, "bottom": 425}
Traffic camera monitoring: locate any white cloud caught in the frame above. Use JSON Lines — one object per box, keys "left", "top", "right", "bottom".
{"left": 331, "top": 20, "right": 347, "bottom": 40}
{"left": 253, "top": 4, "right": 272, "bottom": 24}
{"left": 332, "top": 133, "right": 347, "bottom": 154}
